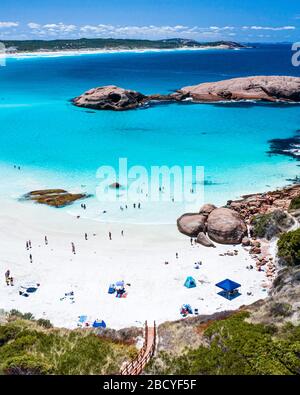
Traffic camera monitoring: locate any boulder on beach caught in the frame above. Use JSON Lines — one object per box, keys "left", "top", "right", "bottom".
{"left": 207, "top": 207, "right": 247, "bottom": 244}
{"left": 177, "top": 213, "right": 207, "bottom": 237}
{"left": 178, "top": 76, "right": 300, "bottom": 103}
{"left": 199, "top": 203, "right": 217, "bottom": 217}
{"left": 196, "top": 232, "right": 216, "bottom": 248}
{"left": 72, "top": 85, "right": 146, "bottom": 111}
{"left": 23, "top": 189, "right": 88, "bottom": 208}
{"left": 242, "top": 237, "right": 251, "bottom": 247}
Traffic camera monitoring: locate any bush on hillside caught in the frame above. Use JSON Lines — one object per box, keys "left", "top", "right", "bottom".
{"left": 277, "top": 229, "right": 300, "bottom": 266}
{"left": 289, "top": 195, "right": 300, "bottom": 211}
{"left": 251, "top": 210, "right": 294, "bottom": 240}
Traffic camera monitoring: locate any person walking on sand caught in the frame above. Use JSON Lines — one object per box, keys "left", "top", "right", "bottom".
{"left": 28, "top": 240, "right": 32, "bottom": 249}
{"left": 109, "top": 232, "right": 112, "bottom": 241}
{"left": 71, "top": 242, "right": 76, "bottom": 255}
{"left": 176, "top": 252, "right": 178, "bottom": 259}
{"left": 121, "top": 230, "right": 124, "bottom": 237}
{"left": 85, "top": 233, "right": 88, "bottom": 241}
{"left": 190, "top": 238, "right": 193, "bottom": 246}
{"left": 26, "top": 241, "right": 29, "bottom": 250}
{"left": 5, "top": 270, "right": 10, "bottom": 286}
{"left": 45, "top": 236, "right": 48, "bottom": 245}
{"left": 29, "top": 254, "right": 33, "bottom": 263}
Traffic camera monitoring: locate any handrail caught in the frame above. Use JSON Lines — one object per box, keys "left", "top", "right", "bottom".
{"left": 120, "top": 320, "right": 157, "bottom": 375}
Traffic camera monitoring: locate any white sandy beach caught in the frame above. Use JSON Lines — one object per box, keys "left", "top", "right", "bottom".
{"left": 0, "top": 45, "right": 239, "bottom": 60}
{"left": 0, "top": 197, "right": 270, "bottom": 330}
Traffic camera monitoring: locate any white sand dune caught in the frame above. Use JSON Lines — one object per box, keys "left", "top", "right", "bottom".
{"left": 0, "top": 199, "right": 269, "bottom": 329}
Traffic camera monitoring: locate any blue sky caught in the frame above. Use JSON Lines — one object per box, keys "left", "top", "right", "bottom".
{"left": 0, "top": 0, "right": 299, "bottom": 42}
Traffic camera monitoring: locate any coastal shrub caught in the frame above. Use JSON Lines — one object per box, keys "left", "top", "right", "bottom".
{"left": 0, "top": 325, "right": 20, "bottom": 346}
{"left": 36, "top": 319, "right": 53, "bottom": 329}
{"left": 270, "top": 302, "right": 292, "bottom": 318}
{"left": 289, "top": 195, "right": 300, "bottom": 211}
{"left": 0, "top": 320, "right": 137, "bottom": 375}
{"left": 146, "top": 312, "right": 300, "bottom": 375}
{"left": 3, "top": 355, "right": 52, "bottom": 375}
{"left": 9, "top": 310, "right": 34, "bottom": 321}
{"left": 277, "top": 229, "right": 300, "bottom": 266}
{"left": 251, "top": 211, "right": 294, "bottom": 240}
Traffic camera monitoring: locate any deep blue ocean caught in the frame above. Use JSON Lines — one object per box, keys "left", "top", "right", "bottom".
{"left": 0, "top": 44, "right": 299, "bottom": 223}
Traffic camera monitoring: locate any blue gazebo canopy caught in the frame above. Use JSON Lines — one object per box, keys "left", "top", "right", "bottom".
{"left": 215, "top": 279, "right": 241, "bottom": 292}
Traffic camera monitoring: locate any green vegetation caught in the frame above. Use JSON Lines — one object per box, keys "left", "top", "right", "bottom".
{"left": 251, "top": 212, "right": 274, "bottom": 238}
{"left": 289, "top": 195, "right": 300, "bottom": 211}
{"left": 1, "top": 38, "right": 243, "bottom": 53}
{"left": 146, "top": 312, "right": 300, "bottom": 375}
{"left": 277, "top": 228, "right": 300, "bottom": 266}
{"left": 0, "top": 317, "right": 137, "bottom": 375}
{"left": 251, "top": 210, "right": 294, "bottom": 240}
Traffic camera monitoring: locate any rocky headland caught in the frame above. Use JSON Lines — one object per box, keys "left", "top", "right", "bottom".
{"left": 177, "top": 184, "right": 300, "bottom": 286}
{"left": 72, "top": 76, "right": 300, "bottom": 111}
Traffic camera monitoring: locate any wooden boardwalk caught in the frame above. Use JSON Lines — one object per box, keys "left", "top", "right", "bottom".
{"left": 120, "top": 321, "right": 156, "bottom": 375}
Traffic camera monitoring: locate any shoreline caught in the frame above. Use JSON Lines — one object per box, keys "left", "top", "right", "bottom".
{"left": 0, "top": 45, "right": 241, "bottom": 60}
{"left": 0, "top": 186, "right": 278, "bottom": 330}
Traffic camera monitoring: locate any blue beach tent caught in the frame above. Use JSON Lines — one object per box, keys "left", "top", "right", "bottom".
{"left": 93, "top": 320, "right": 106, "bottom": 329}
{"left": 184, "top": 276, "right": 197, "bottom": 288}
{"left": 215, "top": 279, "right": 241, "bottom": 300}
{"left": 78, "top": 315, "right": 88, "bottom": 323}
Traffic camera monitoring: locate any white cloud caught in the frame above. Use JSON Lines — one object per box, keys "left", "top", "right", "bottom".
{"left": 28, "top": 22, "right": 41, "bottom": 29}
{"left": 0, "top": 21, "right": 19, "bottom": 28}
{"left": 243, "top": 25, "right": 296, "bottom": 31}
{"left": 26, "top": 22, "right": 77, "bottom": 37}
{"left": 2, "top": 21, "right": 298, "bottom": 40}
{"left": 209, "top": 26, "right": 235, "bottom": 31}
{"left": 78, "top": 24, "right": 239, "bottom": 39}
{"left": 43, "top": 23, "right": 77, "bottom": 32}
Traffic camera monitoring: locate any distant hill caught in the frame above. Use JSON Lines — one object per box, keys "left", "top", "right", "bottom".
{"left": 1, "top": 38, "right": 245, "bottom": 53}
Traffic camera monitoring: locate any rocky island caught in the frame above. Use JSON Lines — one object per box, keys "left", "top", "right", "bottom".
{"left": 23, "top": 189, "right": 89, "bottom": 208}
{"left": 72, "top": 76, "right": 300, "bottom": 111}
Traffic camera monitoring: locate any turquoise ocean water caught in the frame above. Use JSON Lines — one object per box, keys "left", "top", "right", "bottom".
{"left": 0, "top": 44, "right": 299, "bottom": 223}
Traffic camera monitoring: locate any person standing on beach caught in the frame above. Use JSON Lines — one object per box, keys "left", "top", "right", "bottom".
{"left": 71, "top": 242, "right": 76, "bottom": 255}
{"left": 28, "top": 240, "right": 32, "bottom": 249}
{"left": 109, "top": 232, "right": 112, "bottom": 240}
{"left": 45, "top": 236, "right": 48, "bottom": 245}
{"left": 190, "top": 238, "right": 193, "bottom": 246}
{"left": 85, "top": 233, "right": 88, "bottom": 240}
{"left": 121, "top": 230, "right": 124, "bottom": 237}
{"left": 26, "top": 241, "right": 29, "bottom": 250}
{"left": 5, "top": 270, "right": 10, "bottom": 286}
{"left": 176, "top": 252, "right": 178, "bottom": 259}
{"left": 29, "top": 254, "right": 33, "bottom": 263}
